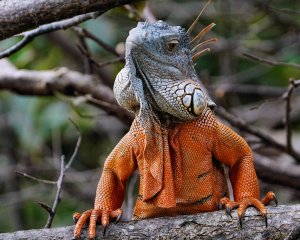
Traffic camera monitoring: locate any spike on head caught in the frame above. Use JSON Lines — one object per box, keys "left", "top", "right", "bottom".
{"left": 192, "top": 48, "right": 210, "bottom": 61}
{"left": 190, "top": 23, "right": 216, "bottom": 46}
{"left": 191, "top": 38, "right": 218, "bottom": 54}
{"left": 187, "top": 0, "right": 212, "bottom": 35}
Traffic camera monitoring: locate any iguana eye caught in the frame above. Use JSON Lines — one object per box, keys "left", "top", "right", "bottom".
{"left": 166, "top": 40, "right": 179, "bottom": 53}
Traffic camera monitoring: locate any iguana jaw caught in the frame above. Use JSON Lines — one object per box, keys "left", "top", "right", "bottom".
{"left": 129, "top": 48, "right": 207, "bottom": 122}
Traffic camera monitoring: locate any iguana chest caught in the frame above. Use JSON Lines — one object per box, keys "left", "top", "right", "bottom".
{"left": 131, "top": 112, "right": 227, "bottom": 217}
{"left": 174, "top": 120, "right": 216, "bottom": 203}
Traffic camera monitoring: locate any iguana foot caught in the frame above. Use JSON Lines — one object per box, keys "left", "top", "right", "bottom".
{"left": 73, "top": 208, "right": 122, "bottom": 239}
{"left": 219, "top": 191, "right": 277, "bottom": 228}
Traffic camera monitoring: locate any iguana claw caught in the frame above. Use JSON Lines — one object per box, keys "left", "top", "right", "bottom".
{"left": 103, "top": 225, "right": 107, "bottom": 237}
{"left": 219, "top": 191, "right": 276, "bottom": 229}
{"left": 274, "top": 197, "right": 278, "bottom": 207}
{"left": 226, "top": 206, "right": 233, "bottom": 218}
{"left": 264, "top": 215, "right": 268, "bottom": 228}
{"left": 73, "top": 212, "right": 81, "bottom": 224}
{"left": 73, "top": 208, "right": 123, "bottom": 239}
{"left": 115, "top": 211, "right": 122, "bottom": 224}
{"left": 239, "top": 216, "right": 243, "bottom": 229}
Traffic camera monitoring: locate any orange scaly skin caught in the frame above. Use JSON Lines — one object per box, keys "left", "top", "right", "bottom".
{"left": 73, "top": 108, "right": 276, "bottom": 239}
{"left": 73, "top": 20, "right": 276, "bottom": 239}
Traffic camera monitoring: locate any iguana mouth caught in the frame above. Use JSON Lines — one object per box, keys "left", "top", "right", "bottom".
{"left": 131, "top": 50, "right": 207, "bottom": 122}
{"left": 132, "top": 55, "right": 165, "bottom": 115}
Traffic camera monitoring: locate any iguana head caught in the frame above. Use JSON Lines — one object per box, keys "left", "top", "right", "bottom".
{"left": 114, "top": 20, "right": 215, "bottom": 122}
{"left": 126, "top": 21, "right": 193, "bottom": 80}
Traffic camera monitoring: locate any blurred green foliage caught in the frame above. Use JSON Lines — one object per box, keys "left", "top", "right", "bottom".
{"left": 0, "top": 0, "right": 299, "bottom": 233}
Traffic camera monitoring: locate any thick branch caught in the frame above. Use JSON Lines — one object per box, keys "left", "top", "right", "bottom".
{"left": 0, "top": 204, "right": 299, "bottom": 239}
{"left": 0, "top": 12, "right": 101, "bottom": 59}
{"left": 254, "top": 154, "right": 300, "bottom": 191}
{"left": 0, "top": 0, "right": 138, "bottom": 40}
{"left": 0, "top": 62, "right": 133, "bottom": 125}
{"left": 215, "top": 106, "right": 300, "bottom": 162}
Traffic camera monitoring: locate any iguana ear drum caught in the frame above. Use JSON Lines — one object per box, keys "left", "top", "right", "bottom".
{"left": 170, "top": 80, "right": 207, "bottom": 118}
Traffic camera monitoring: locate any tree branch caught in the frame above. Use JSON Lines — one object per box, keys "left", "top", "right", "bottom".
{"left": 268, "top": 6, "right": 300, "bottom": 16}
{"left": 0, "top": 204, "right": 299, "bottom": 239}
{"left": 283, "top": 79, "right": 300, "bottom": 154}
{"left": 254, "top": 154, "right": 300, "bottom": 191}
{"left": 0, "top": 61, "right": 133, "bottom": 125}
{"left": 215, "top": 106, "right": 300, "bottom": 162}
{"left": 243, "top": 52, "right": 300, "bottom": 70}
{"left": 43, "top": 120, "right": 82, "bottom": 228}
{"left": 0, "top": 0, "right": 139, "bottom": 41}
{"left": 73, "top": 27, "right": 123, "bottom": 58}
{"left": 0, "top": 12, "right": 101, "bottom": 59}
{"left": 15, "top": 172, "right": 56, "bottom": 185}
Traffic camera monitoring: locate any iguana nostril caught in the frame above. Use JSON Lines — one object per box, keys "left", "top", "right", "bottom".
{"left": 142, "top": 31, "right": 148, "bottom": 40}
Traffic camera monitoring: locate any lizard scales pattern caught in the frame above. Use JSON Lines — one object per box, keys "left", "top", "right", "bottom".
{"left": 74, "top": 20, "right": 276, "bottom": 239}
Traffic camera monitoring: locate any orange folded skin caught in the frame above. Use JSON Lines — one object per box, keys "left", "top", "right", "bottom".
{"left": 73, "top": 108, "right": 275, "bottom": 239}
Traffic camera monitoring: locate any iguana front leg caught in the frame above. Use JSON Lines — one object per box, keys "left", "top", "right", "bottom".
{"left": 213, "top": 122, "right": 277, "bottom": 227}
{"left": 73, "top": 132, "right": 137, "bottom": 239}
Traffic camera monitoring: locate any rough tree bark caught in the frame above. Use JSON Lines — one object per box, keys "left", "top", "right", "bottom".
{"left": 0, "top": 0, "right": 139, "bottom": 40}
{"left": 0, "top": 204, "right": 299, "bottom": 240}
{"left": 0, "top": 60, "right": 133, "bottom": 125}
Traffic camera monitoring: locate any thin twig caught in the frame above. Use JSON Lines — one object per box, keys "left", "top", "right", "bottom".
{"left": 76, "top": 34, "right": 93, "bottom": 74}
{"left": 77, "top": 43, "right": 124, "bottom": 68}
{"left": 243, "top": 52, "right": 300, "bottom": 70}
{"left": 16, "top": 171, "right": 56, "bottom": 185}
{"left": 44, "top": 156, "right": 65, "bottom": 228}
{"left": 0, "top": 12, "right": 100, "bottom": 59}
{"left": 95, "top": 57, "right": 124, "bottom": 67}
{"left": 38, "top": 202, "right": 53, "bottom": 215}
{"left": 282, "top": 79, "right": 300, "bottom": 154}
{"left": 73, "top": 27, "right": 122, "bottom": 58}
{"left": 268, "top": 6, "right": 300, "bottom": 16}
{"left": 65, "top": 119, "right": 82, "bottom": 170}
{"left": 43, "top": 120, "right": 82, "bottom": 228}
